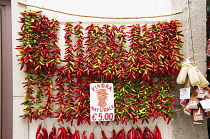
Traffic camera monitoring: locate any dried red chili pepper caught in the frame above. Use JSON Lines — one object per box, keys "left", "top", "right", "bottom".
{"left": 117, "top": 129, "right": 126, "bottom": 139}
{"left": 61, "top": 127, "right": 67, "bottom": 139}
{"left": 36, "top": 133, "right": 43, "bottom": 139}
{"left": 82, "top": 131, "right": 88, "bottom": 139}
{"left": 42, "top": 127, "right": 48, "bottom": 139}
{"left": 74, "top": 130, "right": 80, "bottom": 139}
{"left": 36, "top": 123, "right": 42, "bottom": 139}
{"left": 136, "top": 127, "right": 143, "bottom": 139}
{"left": 143, "top": 127, "right": 153, "bottom": 139}
{"left": 49, "top": 131, "right": 54, "bottom": 139}
{"left": 154, "top": 125, "right": 162, "bottom": 139}
{"left": 55, "top": 128, "right": 62, "bottom": 139}
{"left": 127, "top": 127, "right": 137, "bottom": 139}
{"left": 112, "top": 129, "right": 118, "bottom": 139}
{"left": 101, "top": 130, "right": 108, "bottom": 139}
{"left": 89, "top": 132, "right": 94, "bottom": 139}
{"left": 66, "top": 126, "right": 73, "bottom": 137}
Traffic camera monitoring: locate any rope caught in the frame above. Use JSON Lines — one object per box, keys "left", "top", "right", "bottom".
{"left": 18, "top": 1, "right": 183, "bottom": 20}
{"left": 187, "top": 0, "right": 196, "bottom": 64}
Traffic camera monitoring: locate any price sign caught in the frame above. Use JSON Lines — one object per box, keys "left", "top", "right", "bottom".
{"left": 180, "top": 88, "right": 190, "bottom": 99}
{"left": 90, "top": 83, "right": 114, "bottom": 121}
{"left": 200, "top": 99, "right": 210, "bottom": 109}
{"left": 91, "top": 113, "right": 114, "bottom": 121}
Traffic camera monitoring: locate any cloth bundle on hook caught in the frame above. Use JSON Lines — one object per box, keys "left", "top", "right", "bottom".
{"left": 187, "top": 64, "right": 201, "bottom": 87}
{"left": 176, "top": 58, "right": 209, "bottom": 87}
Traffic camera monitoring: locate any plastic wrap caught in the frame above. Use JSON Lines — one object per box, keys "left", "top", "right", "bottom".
{"left": 193, "top": 106, "right": 204, "bottom": 121}
{"left": 204, "top": 111, "right": 210, "bottom": 117}
{"left": 176, "top": 65, "right": 189, "bottom": 84}
{"left": 196, "top": 69, "right": 209, "bottom": 87}
{"left": 192, "top": 119, "right": 204, "bottom": 124}
{"left": 184, "top": 76, "right": 191, "bottom": 88}
{"left": 180, "top": 99, "right": 189, "bottom": 107}
{"left": 188, "top": 96, "right": 200, "bottom": 109}
{"left": 204, "top": 87, "right": 210, "bottom": 100}
{"left": 194, "top": 86, "right": 206, "bottom": 99}
{"left": 183, "top": 103, "right": 192, "bottom": 116}
{"left": 188, "top": 65, "right": 200, "bottom": 87}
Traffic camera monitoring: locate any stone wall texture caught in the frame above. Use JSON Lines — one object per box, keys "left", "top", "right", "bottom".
{"left": 171, "top": 0, "right": 208, "bottom": 139}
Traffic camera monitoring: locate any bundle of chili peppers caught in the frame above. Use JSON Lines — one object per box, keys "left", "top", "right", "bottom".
{"left": 108, "top": 126, "right": 162, "bottom": 139}
{"left": 54, "top": 22, "right": 91, "bottom": 125}
{"left": 17, "top": 10, "right": 184, "bottom": 125}
{"left": 35, "top": 124, "right": 82, "bottom": 139}
{"left": 16, "top": 10, "right": 61, "bottom": 122}
{"left": 54, "top": 21, "right": 76, "bottom": 124}
{"left": 35, "top": 124, "right": 162, "bottom": 139}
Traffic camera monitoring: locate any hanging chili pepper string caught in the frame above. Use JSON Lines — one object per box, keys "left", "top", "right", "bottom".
{"left": 74, "top": 22, "right": 85, "bottom": 80}
{"left": 17, "top": 10, "right": 43, "bottom": 121}
{"left": 55, "top": 22, "right": 76, "bottom": 124}
{"left": 73, "top": 22, "right": 91, "bottom": 125}
{"left": 102, "top": 24, "right": 118, "bottom": 81}
{"left": 85, "top": 23, "right": 104, "bottom": 80}
{"left": 17, "top": 10, "right": 61, "bottom": 121}
{"left": 112, "top": 25, "right": 130, "bottom": 124}
{"left": 125, "top": 24, "right": 149, "bottom": 123}
{"left": 42, "top": 18, "right": 61, "bottom": 119}
{"left": 102, "top": 24, "right": 112, "bottom": 81}
{"left": 115, "top": 25, "right": 128, "bottom": 83}
{"left": 63, "top": 22, "right": 77, "bottom": 125}
{"left": 111, "top": 24, "right": 128, "bottom": 83}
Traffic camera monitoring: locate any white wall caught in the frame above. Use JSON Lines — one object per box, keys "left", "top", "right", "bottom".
{"left": 27, "top": 0, "right": 172, "bottom": 23}
{"left": 12, "top": 0, "right": 196, "bottom": 139}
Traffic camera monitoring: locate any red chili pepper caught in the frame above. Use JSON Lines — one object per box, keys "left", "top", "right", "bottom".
{"left": 127, "top": 129, "right": 132, "bottom": 139}
{"left": 82, "top": 131, "right": 87, "bottom": 139}
{"left": 117, "top": 129, "right": 126, "bottom": 139}
{"left": 41, "top": 127, "right": 48, "bottom": 139}
{"left": 36, "top": 124, "right": 42, "bottom": 139}
{"left": 112, "top": 129, "right": 118, "bottom": 139}
{"left": 136, "top": 127, "right": 143, "bottom": 139}
{"left": 116, "top": 85, "right": 124, "bottom": 90}
{"left": 61, "top": 127, "right": 67, "bottom": 139}
{"left": 89, "top": 132, "right": 94, "bottom": 139}
{"left": 167, "top": 117, "right": 172, "bottom": 125}
{"left": 55, "top": 129, "right": 62, "bottom": 139}
{"left": 157, "top": 126, "right": 162, "bottom": 139}
{"left": 49, "top": 131, "right": 54, "bottom": 139}
{"left": 153, "top": 127, "right": 158, "bottom": 139}
{"left": 67, "top": 126, "right": 72, "bottom": 137}
{"left": 75, "top": 130, "right": 80, "bottom": 139}
{"left": 36, "top": 133, "right": 43, "bottom": 139}
{"left": 101, "top": 130, "right": 108, "bottom": 139}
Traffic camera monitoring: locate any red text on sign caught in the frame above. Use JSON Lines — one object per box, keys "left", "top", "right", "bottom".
{"left": 90, "top": 105, "right": 114, "bottom": 112}
{"left": 91, "top": 83, "right": 112, "bottom": 92}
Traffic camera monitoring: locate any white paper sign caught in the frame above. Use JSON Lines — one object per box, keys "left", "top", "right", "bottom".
{"left": 200, "top": 99, "right": 210, "bottom": 109}
{"left": 90, "top": 83, "right": 114, "bottom": 121}
{"left": 180, "top": 88, "right": 191, "bottom": 99}
{"left": 205, "top": 108, "right": 210, "bottom": 112}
